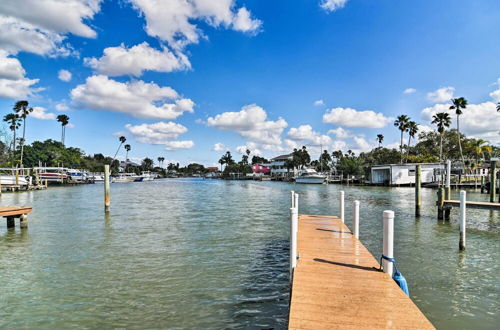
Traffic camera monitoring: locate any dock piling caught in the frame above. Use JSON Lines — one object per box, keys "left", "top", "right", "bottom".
{"left": 340, "top": 190, "right": 345, "bottom": 223}
{"left": 294, "top": 192, "right": 299, "bottom": 213}
{"left": 291, "top": 190, "right": 295, "bottom": 208}
{"left": 6, "top": 216, "right": 15, "bottom": 228}
{"left": 290, "top": 206, "right": 298, "bottom": 279}
{"left": 353, "top": 200, "right": 360, "bottom": 239}
{"left": 382, "top": 210, "right": 394, "bottom": 276}
{"left": 20, "top": 214, "right": 28, "bottom": 229}
{"left": 437, "top": 187, "right": 444, "bottom": 220}
{"left": 104, "top": 165, "right": 110, "bottom": 213}
{"left": 415, "top": 165, "right": 421, "bottom": 216}
{"left": 459, "top": 190, "right": 466, "bottom": 251}
{"left": 490, "top": 161, "right": 497, "bottom": 203}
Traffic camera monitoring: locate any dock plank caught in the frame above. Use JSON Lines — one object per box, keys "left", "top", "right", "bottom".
{"left": 289, "top": 214, "right": 434, "bottom": 329}
{"left": 0, "top": 206, "right": 33, "bottom": 217}
{"left": 442, "top": 200, "right": 500, "bottom": 211}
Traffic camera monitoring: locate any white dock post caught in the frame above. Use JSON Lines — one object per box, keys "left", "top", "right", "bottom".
{"left": 353, "top": 200, "right": 360, "bottom": 239}
{"left": 290, "top": 207, "right": 298, "bottom": 279}
{"left": 340, "top": 191, "right": 345, "bottom": 223}
{"left": 294, "top": 192, "right": 299, "bottom": 213}
{"left": 459, "top": 190, "right": 466, "bottom": 251}
{"left": 382, "top": 210, "right": 394, "bottom": 276}
{"left": 291, "top": 190, "right": 295, "bottom": 208}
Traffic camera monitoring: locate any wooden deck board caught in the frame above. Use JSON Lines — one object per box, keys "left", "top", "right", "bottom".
{"left": 442, "top": 200, "right": 500, "bottom": 211}
{"left": 0, "top": 206, "right": 32, "bottom": 217}
{"left": 289, "top": 214, "right": 434, "bottom": 329}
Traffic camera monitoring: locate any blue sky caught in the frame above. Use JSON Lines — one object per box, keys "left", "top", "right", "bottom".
{"left": 1, "top": 0, "right": 499, "bottom": 167}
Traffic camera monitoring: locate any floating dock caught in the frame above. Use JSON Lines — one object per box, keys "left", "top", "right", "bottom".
{"left": 288, "top": 214, "right": 434, "bottom": 329}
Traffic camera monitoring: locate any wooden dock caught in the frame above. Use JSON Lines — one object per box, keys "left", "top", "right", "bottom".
{"left": 442, "top": 200, "right": 500, "bottom": 211}
{"left": 1, "top": 206, "right": 32, "bottom": 228}
{"left": 288, "top": 214, "right": 434, "bottom": 329}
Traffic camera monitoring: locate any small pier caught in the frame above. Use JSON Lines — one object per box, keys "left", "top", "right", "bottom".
{"left": 288, "top": 214, "right": 434, "bottom": 329}
{"left": 1, "top": 206, "right": 32, "bottom": 228}
{"left": 442, "top": 200, "right": 500, "bottom": 211}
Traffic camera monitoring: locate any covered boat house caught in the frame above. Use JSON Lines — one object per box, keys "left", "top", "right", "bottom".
{"left": 370, "top": 163, "right": 444, "bottom": 186}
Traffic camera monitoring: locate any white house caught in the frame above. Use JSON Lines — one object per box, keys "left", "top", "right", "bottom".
{"left": 269, "top": 153, "right": 296, "bottom": 178}
{"left": 371, "top": 163, "right": 444, "bottom": 185}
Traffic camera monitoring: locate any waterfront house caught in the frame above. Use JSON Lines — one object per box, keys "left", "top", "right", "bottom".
{"left": 370, "top": 163, "right": 444, "bottom": 185}
{"left": 269, "top": 153, "right": 296, "bottom": 179}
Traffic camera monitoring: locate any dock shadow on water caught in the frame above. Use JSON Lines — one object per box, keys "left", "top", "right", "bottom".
{"left": 226, "top": 237, "right": 290, "bottom": 330}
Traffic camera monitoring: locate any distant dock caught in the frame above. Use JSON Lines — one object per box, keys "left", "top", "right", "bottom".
{"left": 288, "top": 214, "right": 434, "bottom": 329}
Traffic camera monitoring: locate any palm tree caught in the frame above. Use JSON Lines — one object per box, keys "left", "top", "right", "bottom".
{"left": 124, "top": 144, "right": 131, "bottom": 161}
{"left": 56, "top": 114, "right": 70, "bottom": 145}
{"left": 376, "top": 134, "right": 384, "bottom": 148}
{"left": 3, "top": 113, "right": 21, "bottom": 156}
{"left": 218, "top": 157, "right": 225, "bottom": 171}
{"left": 472, "top": 139, "right": 492, "bottom": 166}
{"left": 113, "top": 136, "right": 126, "bottom": 160}
{"left": 497, "top": 102, "right": 500, "bottom": 112}
{"left": 14, "top": 100, "right": 33, "bottom": 166}
{"left": 394, "top": 115, "right": 410, "bottom": 163}
{"left": 431, "top": 112, "right": 451, "bottom": 162}
{"left": 449, "top": 97, "right": 468, "bottom": 168}
{"left": 405, "top": 121, "right": 418, "bottom": 162}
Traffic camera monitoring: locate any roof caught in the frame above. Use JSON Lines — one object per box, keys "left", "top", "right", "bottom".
{"left": 371, "top": 162, "right": 443, "bottom": 168}
{"left": 271, "top": 153, "right": 293, "bottom": 161}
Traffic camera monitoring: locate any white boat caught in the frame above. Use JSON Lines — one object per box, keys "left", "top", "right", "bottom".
{"left": 34, "top": 167, "right": 68, "bottom": 182}
{"left": 141, "top": 171, "right": 154, "bottom": 181}
{"left": 89, "top": 173, "right": 104, "bottom": 183}
{"left": 112, "top": 173, "right": 138, "bottom": 183}
{"left": 67, "top": 169, "right": 88, "bottom": 182}
{"left": 0, "top": 175, "right": 29, "bottom": 186}
{"left": 295, "top": 168, "right": 326, "bottom": 184}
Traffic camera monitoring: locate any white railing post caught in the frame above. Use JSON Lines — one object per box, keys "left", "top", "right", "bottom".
{"left": 382, "top": 210, "right": 394, "bottom": 275}
{"left": 294, "top": 192, "right": 299, "bottom": 213}
{"left": 353, "top": 200, "right": 360, "bottom": 239}
{"left": 340, "top": 191, "right": 345, "bottom": 222}
{"left": 459, "top": 190, "right": 466, "bottom": 251}
{"left": 291, "top": 190, "right": 295, "bottom": 208}
{"left": 290, "top": 207, "right": 298, "bottom": 279}
{"left": 446, "top": 159, "right": 451, "bottom": 190}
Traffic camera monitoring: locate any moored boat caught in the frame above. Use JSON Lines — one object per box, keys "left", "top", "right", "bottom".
{"left": 295, "top": 168, "right": 326, "bottom": 184}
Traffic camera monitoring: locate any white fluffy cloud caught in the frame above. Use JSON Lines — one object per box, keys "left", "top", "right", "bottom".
{"left": 287, "top": 125, "right": 332, "bottom": 146}
{"left": 58, "top": 69, "right": 72, "bottom": 82}
{"left": 320, "top": 0, "right": 349, "bottom": 12}
{"left": 404, "top": 88, "right": 416, "bottom": 94}
{"left": 328, "top": 127, "right": 352, "bottom": 139}
{"left": 125, "top": 121, "right": 193, "bottom": 150}
{"left": 489, "top": 79, "right": 500, "bottom": 102}
{"left": 0, "top": 52, "right": 42, "bottom": 99}
{"left": 31, "top": 107, "right": 56, "bottom": 120}
{"left": 130, "top": 0, "right": 261, "bottom": 51}
{"left": 0, "top": 0, "right": 101, "bottom": 56}
{"left": 314, "top": 99, "right": 325, "bottom": 106}
{"left": 207, "top": 104, "right": 287, "bottom": 145}
{"left": 421, "top": 101, "right": 500, "bottom": 143}
{"left": 236, "top": 144, "right": 262, "bottom": 156}
{"left": 323, "top": 107, "right": 393, "bottom": 128}
{"left": 84, "top": 42, "right": 191, "bottom": 77}
{"left": 213, "top": 143, "right": 226, "bottom": 152}
{"left": 70, "top": 75, "right": 195, "bottom": 120}
{"left": 427, "top": 87, "right": 454, "bottom": 103}
{"left": 55, "top": 103, "right": 70, "bottom": 111}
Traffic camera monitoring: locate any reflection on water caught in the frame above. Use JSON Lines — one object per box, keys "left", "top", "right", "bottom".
{"left": 0, "top": 179, "right": 498, "bottom": 329}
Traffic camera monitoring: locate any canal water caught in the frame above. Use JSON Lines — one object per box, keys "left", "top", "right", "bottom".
{"left": 0, "top": 179, "right": 498, "bottom": 329}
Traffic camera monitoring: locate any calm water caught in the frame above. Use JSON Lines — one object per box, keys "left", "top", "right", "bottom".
{"left": 0, "top": 179, "right": 498, "bottom": 329}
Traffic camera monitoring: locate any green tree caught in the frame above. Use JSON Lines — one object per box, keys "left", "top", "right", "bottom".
{"left": 124, "top": 144, "right": 131, "bottom": 160}
{"left": 14, "top": 100, "right": 33, "bottom": 166}
{"left": 113, "top": 136, "right": 126, "bottom": 160}
{"left": 431, "top": 112, "right": 451, "bottom": 162}
{"left": 405, "top": 121, "right": 419, "bottom": 162}
{"left": 319, "top": 150, "right": 332, "bottom": 172}
{"left": 394, "top": 115, "right": 410, "bottom": 163}
{"left": 56, "top": 114, "right": 70, "bottom": 145}
{"left": 141, "top": 157, "right": 154, "bottom": 171}
{"left": 449, "top": 97, "right": 468, "bottom": 168}
{"left": 3, "top": 113, "right": 21, "bottom": 157}
{"left": 377, "top": 134, "right": 384, "bottom": 148}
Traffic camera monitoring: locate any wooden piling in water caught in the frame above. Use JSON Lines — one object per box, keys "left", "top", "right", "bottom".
{"left": 104, "top": 165, "right": 110, "bottom": 213}
{"left": 490, "top": 161, "right": 497, "bottom": 203}
{"left": 459, "top": 191, "right": 466, "bottom": 251}
{"left": 437, "top": 187, "right": 444, "bottom": 220}
{"left": 415, "top": 165, "right": 421, "bottom": 217}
